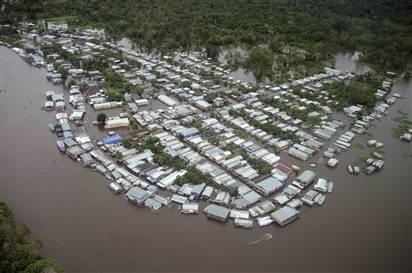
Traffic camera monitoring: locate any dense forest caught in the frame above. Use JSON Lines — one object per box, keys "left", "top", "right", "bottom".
{"left": 2, "top": 0, "right": 411, "bottom": 73}
{"left": 0, "top": 201, "right": 62, "bottom": 273}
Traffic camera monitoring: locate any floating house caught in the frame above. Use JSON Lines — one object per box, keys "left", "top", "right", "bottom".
{"left": 270, "top": 206, "right": 300, "bottom": 227}
{"left": 203, "top": 204, "right": 230, "bottom": 222}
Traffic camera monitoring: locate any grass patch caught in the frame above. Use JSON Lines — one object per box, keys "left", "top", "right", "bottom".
{"left": 373, "top": 148, "right": 385, "bottom": 154}
{"left": 361, "top": 131, "right": 375, "bottom": 140}
{"left": 352, "top": 143, "right": 365, "bottom": 149}
{"left": 354, "top": 156, "right": 369, "bottom": 166}
{"left": 152, "top": 206, "right": 170, "bottom": 215}
{"left": 392, "top": 116, "right": 412, "bottom": 138}
{"left": 46, "top": 16, "right": 77, "bottom": 23}
{"left": 393, "top": 116, "right": 412, "bottom": 125}
{"left": 398, "top": 110, "right": 408, "bottom": 116}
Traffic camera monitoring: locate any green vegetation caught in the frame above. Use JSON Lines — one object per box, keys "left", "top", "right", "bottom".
{"left": 373, "top": 148, "right": 385, "bottom": 154}
{"left": 226, "top": 186, "right": 239, "bottom": 197}
{"left": 129, "top": 118, "right": 139, "bottom": 130}
{"left": 261, "top": 94, "right": 322, "bottom": 126}
{"left": 361, "top": 131, "right": 375, "bottom": 140}
{"left": 153, "top": 152, "right": 185, "bottom": 170}
{"left": 46, "top": 16, "right": 76, "bottom": 23}
{"left": 101, "top": 69, "right": 142, "bottom": 101}
{"left": 56, "top": 66, "right": 67, "bottom": 82}
{"left": 243, "top": 46, "right": 273, "bottom": 84}
{"left": 126, "top": 137, "right": 236, "bottom": 193}
{"left": 327, "top": 74, "right": 381, "bottom": 110}
{"left": 175, "top": 166, "right": 213, "bottom": 186}
{"left": 96, "top": 113, "right": 107, "bottom": 124}
{"left": 0, "top": 201, "right": 63, "bottom": 273}
{"left": 352, "top": 143, "right": 365, "bottom": 149}
{"left": 28, "top": 1, "right": 412, "bottom": 72}
{"left": 122, "top": 137, "right": 132, "bottom": 149}
{"left": 152, "top": 206, "right": 170, "bottom": 215}
{"left": 2, "top": 1, "right": 411, "bottom": 74}
{"left": 230, "top": 109, "right": 299, "bottom": 142}
{"left": 182, "top": 120, "right": 203, "bottom": 133}
{"left": 204, "top": 93, "right": 218, "bottom": 104}
{"left": 243, "top": 154, "right": 272, "bottom": 176}
{"left": 125, "top": 84, "right": 143, "bottom": 96}
{"left": 115, "top": 151, "right": 123, "bottom": 159}
{"left": 353, "top": 155, "right": 369, "bottom": 166}
{"left": 103, "top": 69, "right": 125, "bottom": 90}
{"left": 128, "top": 137, "right": 186, "bottom": 169}
{"left": 392, "top": 115, "right": 412, "bottom": 138}
{"left": 67, "top": 79, "right": 77, "bottom": 88}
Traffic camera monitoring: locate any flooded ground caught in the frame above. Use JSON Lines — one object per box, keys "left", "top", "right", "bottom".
{"left": 334, "top": 51, "right": 374, "bottom": 75}
{"left": 0, "top": 46, "right": 411, "bottom": 273}
{"left": 220, "top": 49, "right": 374, "bottom": 86}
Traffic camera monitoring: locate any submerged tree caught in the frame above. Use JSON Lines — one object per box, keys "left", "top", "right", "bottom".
{"left": 96, "top": 113, "right": 107, "bottom": 124}
{"left": 243, "top": 47, "right": 274, "bottom": 84}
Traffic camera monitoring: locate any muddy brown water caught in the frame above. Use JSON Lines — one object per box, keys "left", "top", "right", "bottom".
{"left": 0, "top": 46, "right": 411, "bottom": 273}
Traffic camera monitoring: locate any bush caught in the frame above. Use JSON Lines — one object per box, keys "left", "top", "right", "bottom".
{"left": 68, "top": 79, "right": 77, "bottom": 88}
{"left": 96, "top": 113, "right": 107, "bottom": 124}
{"left": 0, "top": 202, "right": 63, "bottom": 273}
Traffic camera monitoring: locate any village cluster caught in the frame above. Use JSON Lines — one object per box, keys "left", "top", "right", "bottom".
{"left": 3, "top": 22, "right": 408, "bottom": 229}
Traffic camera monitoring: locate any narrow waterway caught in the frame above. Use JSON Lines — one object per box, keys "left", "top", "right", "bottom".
{"left": 0, "top": 46, "right": 411, "bottom": 272}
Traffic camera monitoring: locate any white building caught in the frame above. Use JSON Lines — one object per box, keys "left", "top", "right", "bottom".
{"left": 105, "top": 117, "right": 130, "bottom": 129}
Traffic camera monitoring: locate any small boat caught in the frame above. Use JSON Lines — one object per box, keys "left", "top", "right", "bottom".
{"left": 108, "top": 182, "right": 122, "bottom": 194}
{"left": 327, "top": 158, "right": 339, "bottom": 168}
{"left": 347, "top": 165, "right": 354, "bottom": 174}
{"left": 56, "top": 140, "right": 65, "bottom": 152}
{"left": 327, "top": 182, "right": 334, "bottom": 193}
{"left": 316, "top": 195, "right": 326, "bottom": 206}
{"left": 48, "top": 123, "right": 56, "bottom": 132}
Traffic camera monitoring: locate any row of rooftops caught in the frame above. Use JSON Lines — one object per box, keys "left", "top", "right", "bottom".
{"left": 24, "top": 26, "right": 348, "bottom": 230}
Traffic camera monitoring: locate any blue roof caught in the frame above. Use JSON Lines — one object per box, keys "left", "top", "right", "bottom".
{"left": 101, "top": 134, "right": 123, "bottom": 144}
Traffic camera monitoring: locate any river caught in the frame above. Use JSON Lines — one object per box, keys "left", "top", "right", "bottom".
{"left": 0, "top": 46, "right": 411, "bottom": 273}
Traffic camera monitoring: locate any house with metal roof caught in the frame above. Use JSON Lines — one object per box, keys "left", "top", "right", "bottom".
{"left": 101, "top": 134, "right": 123, "bottom": 144}
{"left": 293, "top": 170, "right": 316, "bottom": 189}
{"left": 181, "top": 203, "right": 199, "bottom": 214}
{"left": 229, "top": 209, "right": 250, "bottom": 219}
{"left": 204, "top": 204, "right": 230, "bottom": 222}
{"left": 254, "top": 177, "right": 283, "bottom": 196}
{"left": 270, "top": 206, "right": 300, "bottom": 227}
{"left": 126, "top": 187, "right": 151, "bottom": 207}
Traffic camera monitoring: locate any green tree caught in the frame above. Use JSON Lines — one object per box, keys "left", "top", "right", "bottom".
{"left": 68, "top": 79, "right": 77, "bottom": 88}
{"left": 0, "top": 201, "right": 63, "bottom": 273}
{"left": 125, "top": 84, "right": 143, "bottom": 95}
{"left": 115, "top": 151, "right": 123, "bottom": 159}
{"left": 96, "top": 113, "right": 107, "bottom": 124}
{"left": 227, "top": 186, "right": 239, "bottom": 197}
{"left": 56, "top": 66, "right": 67, "bottom": 82}
{"left": 122, "top": 137, "right": 132, "bottom": 148}
{"left": 244, "top": 47, "right": 274, "bottom": 84}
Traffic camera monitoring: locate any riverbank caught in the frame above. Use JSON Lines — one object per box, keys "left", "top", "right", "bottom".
{"left": 0, "top": 201, "right": 63, "bottom": 273}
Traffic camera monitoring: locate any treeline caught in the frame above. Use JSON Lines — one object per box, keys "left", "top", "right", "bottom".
{"left": 0, "top": 201, "right": 63, "bottom": 273}
{"left": 2, "top": 0, "right": 411, "bottom": 72}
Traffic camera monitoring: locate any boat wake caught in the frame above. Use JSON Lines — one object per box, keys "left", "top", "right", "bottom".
{"left": 246, "top": 233, "right": 272, "bottom": 245}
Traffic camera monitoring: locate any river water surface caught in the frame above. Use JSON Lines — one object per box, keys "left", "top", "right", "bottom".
{"left": 0, "top": 46, "right": 411, "bottom": 272}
